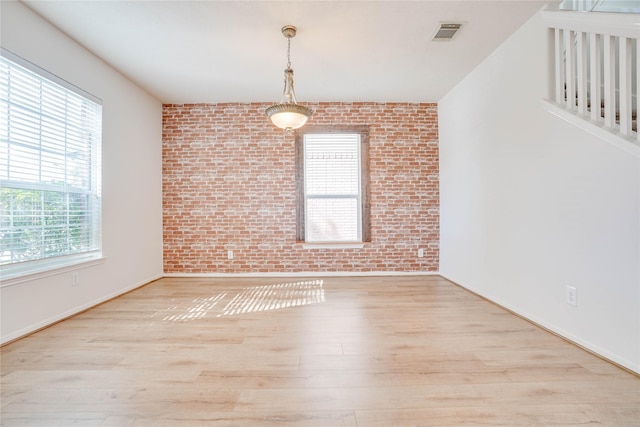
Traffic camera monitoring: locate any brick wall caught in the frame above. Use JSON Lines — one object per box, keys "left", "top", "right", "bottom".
{"left": 162, "top": 102, "right": 439, "bottom": 273}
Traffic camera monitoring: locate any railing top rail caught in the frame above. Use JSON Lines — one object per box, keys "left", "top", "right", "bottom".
{"left": 541, "top": 10, "right": 640, "bottom": 38}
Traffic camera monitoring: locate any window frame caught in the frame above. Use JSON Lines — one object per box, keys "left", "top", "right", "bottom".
{"left": 295, "top": 126, "right": 370, "bottom": 244}
{"left": 0, "top": 48, "right": 103, "bottom": 282}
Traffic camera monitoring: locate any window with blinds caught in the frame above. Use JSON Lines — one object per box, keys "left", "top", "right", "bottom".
{"left": 0, "top": 50, "right": 102, "bottom": 278}
{"left": 296, "top": 128, "right": 370, "bottom": 243}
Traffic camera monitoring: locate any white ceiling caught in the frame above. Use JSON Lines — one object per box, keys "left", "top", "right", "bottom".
{"left": 22, "top": 0, "right": 550, "bottom": 103}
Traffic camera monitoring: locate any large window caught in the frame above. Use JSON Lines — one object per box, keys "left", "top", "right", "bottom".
{"left": 296, "top": 127, "right": 370, "bottom": 243}
{"left": 0, "top": 50, "right": 102, "bottom": 278}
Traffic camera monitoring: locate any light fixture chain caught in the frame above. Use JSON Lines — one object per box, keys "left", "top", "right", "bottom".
{"left": 287, "top": 37, "right": 292, "bottom": 69}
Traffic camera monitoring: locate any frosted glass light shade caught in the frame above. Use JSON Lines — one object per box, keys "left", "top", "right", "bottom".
{"left": 265, "top": 103, "right": 313, "bottom": 131}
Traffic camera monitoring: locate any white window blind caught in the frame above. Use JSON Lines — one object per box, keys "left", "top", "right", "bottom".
{"left": 303, "top": 133, "right": 361, "bottom": 242}
{"left": 0, "top": 51, "right": 102, "bottom": 277}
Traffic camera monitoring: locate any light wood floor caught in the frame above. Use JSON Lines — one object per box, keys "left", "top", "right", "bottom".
{"left": 1, "top": 276, "right": 639, "bottom": 426}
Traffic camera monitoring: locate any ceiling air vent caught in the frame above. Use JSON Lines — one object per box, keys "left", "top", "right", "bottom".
{"left": 432, "top": 23, "right": 462, "bottom": 41}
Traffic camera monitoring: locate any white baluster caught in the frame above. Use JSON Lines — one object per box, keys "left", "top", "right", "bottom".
{"left": 555, "top": 28, "right": 564, "bottom": 104}
{"left": 619, "top": 37, "right": 632, "bottom": 136}
{"left": 577, "top": 31, "right": 588, "bottom": 115}
{"left": 603, "top": 35, "right": 616, "bottom": 129}
{"left": 589, "top": 32, "right": 601, "bottom": 122}
{"left": 565, "top": 30, "right": 576, "bottom": 110}
{"left": 637, "top": 38, "right": 640, "bottom": 142}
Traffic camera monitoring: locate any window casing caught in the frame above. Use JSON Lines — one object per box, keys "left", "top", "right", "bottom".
{"left": 0, "top": 49, "right": 102, "bottom": 279}
{"left": 296, "top": 127, "right": 370, "bottom": 243}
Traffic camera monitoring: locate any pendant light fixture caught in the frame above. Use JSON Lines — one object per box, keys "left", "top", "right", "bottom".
{"left": 265, "top": 25, "right": 313, "bottom": 132}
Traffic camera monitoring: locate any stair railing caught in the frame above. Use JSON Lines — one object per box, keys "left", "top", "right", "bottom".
{"left": 542, "top": 10, "right": 639, "bottom": 144}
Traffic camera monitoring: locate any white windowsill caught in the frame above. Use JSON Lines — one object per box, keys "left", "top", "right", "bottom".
{"left": 300, "top": 242, "right": 365, "bottom": 249}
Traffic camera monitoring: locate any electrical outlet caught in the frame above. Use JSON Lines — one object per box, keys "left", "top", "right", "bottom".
{"left": 566, "top": 286, "right": 577, "bottom": 306}
{"left": 418, "top": 248, "right": 424, "bottom": 258}
{"left": 227, "top": 250, "right": 234, "bottom": 260}
{"left": 71, "top": 272, "right": 79, "bottom": 287}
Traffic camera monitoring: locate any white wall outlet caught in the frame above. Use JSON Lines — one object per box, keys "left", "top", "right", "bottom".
{"left": 227, "top": 250, "right": 234, "bottom": 260}
{"left": 71, "top": 272, "right": 79, "bottom": 287}
{"left": 418, "top": 248, "right": 424, "bottom": 258}
{"left": 566, "top": 286, "right": 577, "bottom": 306}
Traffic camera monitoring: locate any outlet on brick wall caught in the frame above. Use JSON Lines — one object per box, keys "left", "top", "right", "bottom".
{"left": 162, "top": 102, "right": 440, "bottom": 273}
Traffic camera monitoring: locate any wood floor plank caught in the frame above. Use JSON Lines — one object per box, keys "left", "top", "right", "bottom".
{"left": 355, "top": 404, "right": 640, "bottom": 426}
{"left": 1, "top": 275, "right": 638, "bottom": 426}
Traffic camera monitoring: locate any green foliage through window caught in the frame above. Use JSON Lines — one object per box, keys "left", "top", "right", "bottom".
{"left": 0, "top": 188, "right": 94, "bottom": 264}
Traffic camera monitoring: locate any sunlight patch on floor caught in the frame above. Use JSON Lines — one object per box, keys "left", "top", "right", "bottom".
{"left": 160, "top": 292, "right": 228, "bottom": 322}
{"left": 219, "top": 280, "right": 325, "bottom": 317}
{"left": 153, "top": 280, "right": 325, "bottom": 322}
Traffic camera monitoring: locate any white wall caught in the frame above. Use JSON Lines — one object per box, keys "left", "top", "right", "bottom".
{"left": 439, "top": 11, "right": 639, "bottom": 373}
{"left": 0, "top": 1, "right": 164, "bottom": 343}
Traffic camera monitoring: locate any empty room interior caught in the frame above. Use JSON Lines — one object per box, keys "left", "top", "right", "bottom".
{"left": 1, "top": 0, "right": 639, "bottom": 425}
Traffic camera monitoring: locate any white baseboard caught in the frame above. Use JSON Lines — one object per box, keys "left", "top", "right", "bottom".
{"left": 439, "top": 273, "right": 640, "bottom": 375}
{"left": 163, "top": 271, "right": 440, "bottom": 278}
{"left": 0, "top": 273, "right": 163, "bottom": 345}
